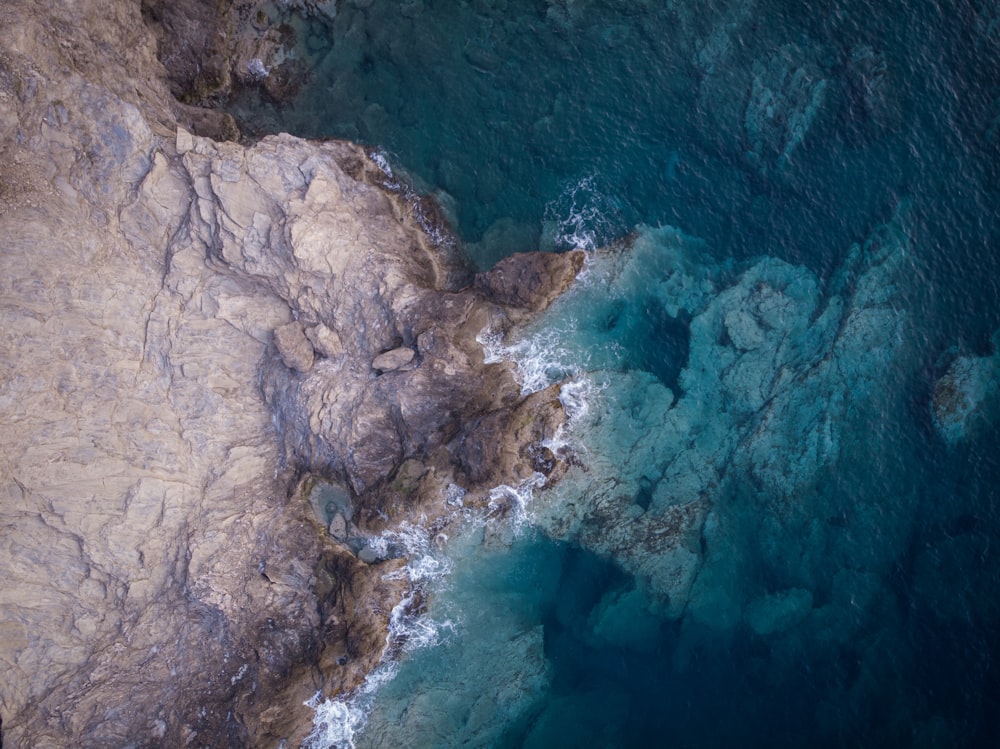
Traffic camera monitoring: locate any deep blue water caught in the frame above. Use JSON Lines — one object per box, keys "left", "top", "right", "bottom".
{"left": 229, "top": 1, "right": 1000, "bottom": 746}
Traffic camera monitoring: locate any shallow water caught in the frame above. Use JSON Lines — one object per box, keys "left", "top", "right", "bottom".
{"left": 230, "top": 0, "right": 1000, "bottom": 746}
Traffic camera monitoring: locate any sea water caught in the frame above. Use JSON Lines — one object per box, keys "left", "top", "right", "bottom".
{"left": 228, "top": 0, "right": 1000, "bottom": 746}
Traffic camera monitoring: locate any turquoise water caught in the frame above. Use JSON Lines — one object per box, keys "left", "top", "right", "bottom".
{"left": 229, "top": 0, "right": 1000, "bottom": 746}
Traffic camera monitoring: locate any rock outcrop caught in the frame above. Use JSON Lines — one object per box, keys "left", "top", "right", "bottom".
{"left": 141, "top": 0, "right": 337, "bottom": 115}
{"left": 0, "top": 0, "right": 581, "bottom": 746}
{"left": 931, "top": 334, "right": 1000, "bottom": 446}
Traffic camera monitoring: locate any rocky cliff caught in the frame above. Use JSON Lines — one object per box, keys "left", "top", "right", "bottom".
{"left": 0, "top": 1, "right": 580, "bottom": 746}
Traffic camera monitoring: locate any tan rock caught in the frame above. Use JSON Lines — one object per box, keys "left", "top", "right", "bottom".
{"left": 328, "top": 512, "right": 348, "bottom": 540}
{"left": 0, "top": 0, "right": 584, "bottom": 745}
{"left": 175, "top": 125, "right": 195, "bottom": 154}
{"left": 274, "top": 320, "right": 316, "bottom": 372}
{"left": 305, "top": 322, "right": 344, "bottom": 358}
{"left": 476, "top": 249, "right": 586, "bottom": 320}
{"left": 372, "top": 346, "right": 416, "bottom": 372}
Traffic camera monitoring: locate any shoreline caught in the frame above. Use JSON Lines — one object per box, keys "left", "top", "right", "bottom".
{"left": 0, "top": 1, "right": 583, "bottom": 745}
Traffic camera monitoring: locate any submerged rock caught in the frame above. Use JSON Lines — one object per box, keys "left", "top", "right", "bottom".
{"left": 528, "top": 205, "right": 914, "bottom": 629}
{"left": 745, "top": 588, "right": 814, "bottom": 636}
{"left": 931, "top": 337, "right": 1000, "bottom": 445}
{"left": 688, "top": 5, "right": 838, "bottom": 180}
{"left": 742, "top": 43, "right": 828, "bottom": 175}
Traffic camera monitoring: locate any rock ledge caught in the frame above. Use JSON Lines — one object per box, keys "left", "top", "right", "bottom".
{"left": 0, "top": 1, "right": 582, "bottom": 745}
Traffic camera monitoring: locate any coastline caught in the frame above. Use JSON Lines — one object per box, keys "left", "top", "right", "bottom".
{"left": 7, "top": 1, "right": 1000, "bottom": 746}
{"left": 0, "top": 1, "right": 581, "bottom": 745}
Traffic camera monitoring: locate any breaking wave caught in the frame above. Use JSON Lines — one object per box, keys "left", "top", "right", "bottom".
{"left": 303, "top": 468, "right": 557, "bottom": 749}
{"left": 543, "top": 175, "right": 626, "bottom": 251}
{"left": 305, "top": 173, "right": 613, "bottom": 749}
{"left": 303, "top": 521, "right": 456, "bottom": 749}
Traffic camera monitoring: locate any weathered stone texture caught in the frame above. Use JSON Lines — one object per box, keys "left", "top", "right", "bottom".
{"left": 0, "top": 1, "right": 581, "bottom": 746}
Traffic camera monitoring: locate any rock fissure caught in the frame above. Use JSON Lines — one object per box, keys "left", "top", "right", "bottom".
{"left": 0, "top": 0, "right": 584, "bottom": 745}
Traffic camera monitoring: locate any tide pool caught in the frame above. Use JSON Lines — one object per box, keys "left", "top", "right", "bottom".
{"left": 229, "top": 0, "right": 1000, "bottom": 746}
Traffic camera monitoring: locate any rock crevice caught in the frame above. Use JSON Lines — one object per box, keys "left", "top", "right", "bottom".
{"left": 0, "top": 1, "right": 582, "bottom": 746}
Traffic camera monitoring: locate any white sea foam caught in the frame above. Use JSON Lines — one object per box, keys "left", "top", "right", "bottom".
{"left": 307, "top": 235, "right": 599, "bottom": 747}
{"left": 557, "top": 378, "right": 596, "bottom": 421}
{"left": 246, "top": 58, "right": 269, "bottom": 80}
{"left": 543, "top": 175, "right": 625, "bottom": 251}
{"left": 305, "top": 693, "right": 366, "bottom": 749}
{"left": 411, "top": 202, "right": 455, "bottom": 250}
{"left": 304, "top": 653, "right": 408, "bottom": 749}
{"left": 367, "top": 148, "right": 402, "bottom": 191}
{"left": 387, "top": 587, "right": 457, "bottom": 653}
{"left": 476, "top": 328, "right": 506, "bottom": 365}
{"left": 444, "top": 482, "right": 467, "bottom": 508}
{"left": 368, "top": 149, "right": 394, "bottom": 178}
{"left": 474, "top": 252, "right": 612, "bottom": 399}
{"left": 306, "top": 429, "right": 590, "bottom": 749}
{"left": 510, "top": 331, "right": 580, "bottom": 393}
{"left": 306, "top": 471, "right": 553, "bottom": 749}
{"left": 380, "top": 521, "right": 453, "bottom": 583}
{"left": 304, "top": 518, "right": 457, "bottom": 749}
{"left": 488, "top": 472, "right": 546, "bottom": 528}
{"left": 477, "top": 322, "right": 584, "bottom": 395}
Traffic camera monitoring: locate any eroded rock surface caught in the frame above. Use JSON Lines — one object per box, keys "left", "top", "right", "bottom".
{"left": 0, "top": 0, "right": 581, "bottom": 746}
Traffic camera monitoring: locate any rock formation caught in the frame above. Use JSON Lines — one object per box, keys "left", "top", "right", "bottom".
{"left": 931, "top": 334, "right": 1000, "bottom": 446}
{"left": 0, "top": 0, "right": 581, "bottom": 745}
{"left": 515, "top": 206, "right": 914, "bottom": 634}
{"left": 141, "top": 0, "right": 339, "bottom": 118}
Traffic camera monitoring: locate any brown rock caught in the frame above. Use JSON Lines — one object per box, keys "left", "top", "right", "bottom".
{"left": 274, "top": 320, "right": 316, "bottom": 372}
{"left": 174, "top": 102, "right": 240, "bottom": 141}
{"left": 305, "top": 322, "right": 344, "bottom": 358}
{"left": 372, "top": 346, "right": 416, "bottom": 372}
{"left": 0, "top": 0, "right": 585, "bottom": 745}
{"left": 141, "top": 0, "right": 233, "bottom": 103}
{"left": 453, "top": 384, "right": 568, "bottom": 487}
{"left": 931, "top": 348, "right": 1000, "bottom": 445}
{"left": 477, "top": 250, "right": 586, "bottom": 318}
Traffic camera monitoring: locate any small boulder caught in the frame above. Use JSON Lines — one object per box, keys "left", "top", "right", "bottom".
{"left": 372, "top": 346, "right": 415, "bottom": 373}
{"left": 305, "top": 322, "right": 344, "bottom": 358}
{"left": 327, "top": 512, "right": 348, "bottom": 541}
{"left": 273, "top": 321, "right": 315, "bottom": 372}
